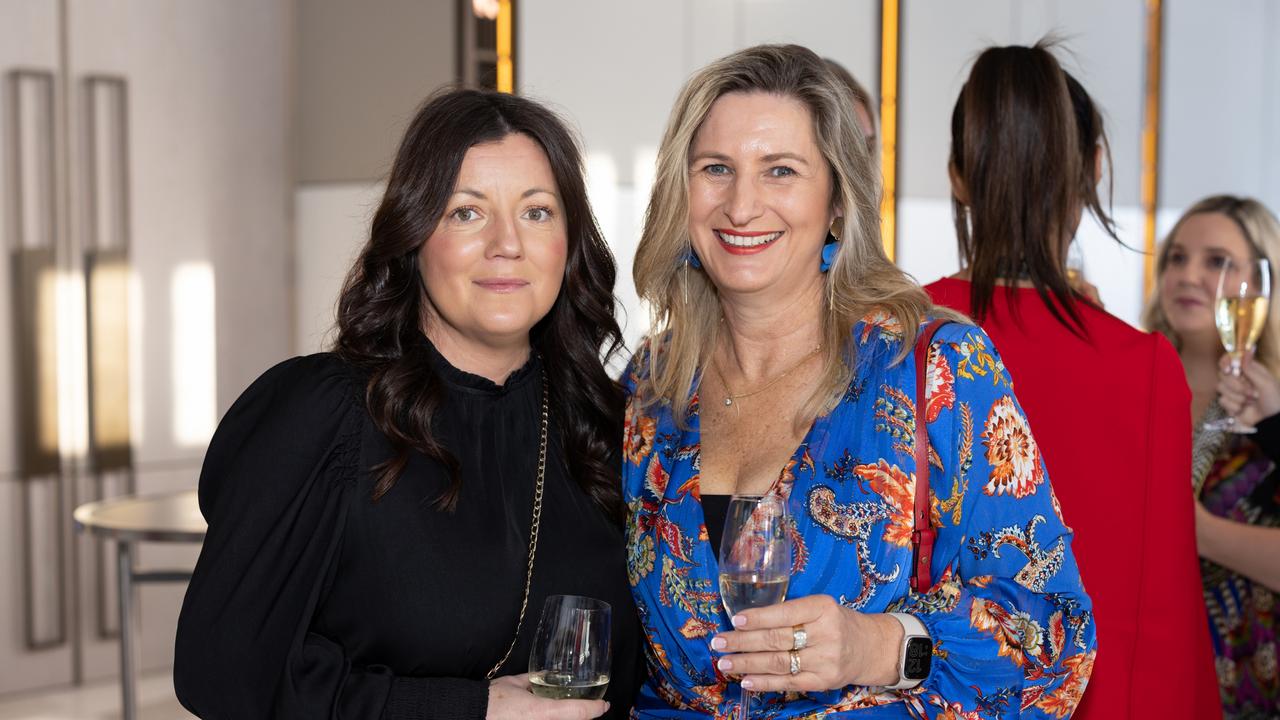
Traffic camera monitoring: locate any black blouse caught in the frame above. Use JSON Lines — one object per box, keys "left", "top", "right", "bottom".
{"left": 700, "top": 494, "right": 730, "bottom": 552}
{"left": 174, "top": 345, "right": 641, "bottom": 719}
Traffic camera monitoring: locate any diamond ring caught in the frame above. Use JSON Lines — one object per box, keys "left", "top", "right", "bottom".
{"left": 791, "top": 624, "right": 808, "bottom": 651}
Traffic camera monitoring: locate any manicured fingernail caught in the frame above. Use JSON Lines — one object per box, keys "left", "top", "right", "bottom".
{"left": 732, "top": 614, "right": 747, "bottom": 628}
{"left": 717, "top": 658, "right": 733, "bottom": 671}
{"left": 741, "top": 678, "right": 755, "bottom": 689}
{"left": 711, "top": 636, "right": 727, "bottom": 650}
{"left": 604, "top": 702, "right": 611, "bottom": 710}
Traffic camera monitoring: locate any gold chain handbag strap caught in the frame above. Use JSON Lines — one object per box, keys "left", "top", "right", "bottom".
{"left": 485, "top": 378, "right": 550, "bottom": 680}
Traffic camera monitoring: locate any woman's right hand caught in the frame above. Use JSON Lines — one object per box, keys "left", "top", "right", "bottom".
{"left": 1069, "top": 276, "right": 1105, "bottom": 308}
{"left": 1217, "top": 354, "right": 1280, "bottom": 428}
{"left": 487, "top": 674, "right": 610, "bottom": 720}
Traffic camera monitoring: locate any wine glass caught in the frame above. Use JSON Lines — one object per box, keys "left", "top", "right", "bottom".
{"left": 1206, "top": 256, "right": 1272, "bottom": 433}
{"left": 718, "top": 494, "right": 792, "bottom": 720}
{"left": 528, "top": 595, "right": 611, "bottom": 700}
{"left": 1066, "top": 240, "right": 1085, "bottom": 284}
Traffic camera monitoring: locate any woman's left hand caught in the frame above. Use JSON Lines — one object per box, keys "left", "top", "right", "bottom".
{"left": 1069, "top": 276, "right": 1105, "bottom": 308}
{"left": 709, "top": 594, "right": 903, "bottom": 692}
{"left": 1217, "top": 353, "right": 1280, "bottom": 427}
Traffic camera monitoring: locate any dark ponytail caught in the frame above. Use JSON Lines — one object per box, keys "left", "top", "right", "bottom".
{"left": 950, "top": 42, "right": 1108, "bottom": 333}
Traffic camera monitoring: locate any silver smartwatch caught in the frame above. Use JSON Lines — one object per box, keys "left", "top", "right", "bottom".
{"left": 885, "top": 612, "right": 933, "bottom": 690}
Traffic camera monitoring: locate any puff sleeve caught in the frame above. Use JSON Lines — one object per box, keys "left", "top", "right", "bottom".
{"left": 173, "top": 356, "right": 489, "bottom": 719}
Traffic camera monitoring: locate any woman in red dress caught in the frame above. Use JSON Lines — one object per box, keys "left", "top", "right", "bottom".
{"left": 924, "top": 43, "right": 1221, "bottom": 719}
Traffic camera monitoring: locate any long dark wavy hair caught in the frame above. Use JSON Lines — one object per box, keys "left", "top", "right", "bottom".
{"left": 950, "top": 42, "right": 1118, "bottom": 334}
{"left": 333, "top": 88, "right": 624, "bottom": 522}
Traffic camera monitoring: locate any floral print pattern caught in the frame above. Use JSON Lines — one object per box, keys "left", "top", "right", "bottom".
{"left": 981, "top": 396, "right": 1044, "bottom": 499}
{"left": 1198, "top": 424, "right": 1280, "bottom": 718}
{"left": 622, "top": 320, "right": 1095, "bottom": 719}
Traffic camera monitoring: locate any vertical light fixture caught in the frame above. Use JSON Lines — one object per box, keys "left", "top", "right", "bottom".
{"left": 171, "top": 263, "right": 217, "bottom": 447}
{"left": 496, "top": 0, "right": 514, "bottom": 93}
{"left": 84, "top": 76, "right": 133, "bottom": 476}
{"left": 1140, "top": 0, "right": 1164, "bottom": 297}
{"left": 878, "top": 0, "right": 901, "bottom": 262}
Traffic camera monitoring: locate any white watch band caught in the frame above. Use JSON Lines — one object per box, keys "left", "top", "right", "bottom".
{"left": 885, "top": 612, "right": 929, "bottom": 690}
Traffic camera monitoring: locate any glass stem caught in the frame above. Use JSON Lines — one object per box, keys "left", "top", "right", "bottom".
{"left": 1228, "top": 355, "right": 1244, "bottom": 376}
{"left": 1224, "top": 354, "right": 1245, "bottom": 427}
{"left": 738, "top": 687, "right": 750, "bottom": 720}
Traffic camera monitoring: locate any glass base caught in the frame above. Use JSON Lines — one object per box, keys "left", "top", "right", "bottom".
{"left": 1203, "top": 416, "right": 1257, "bottom": 434}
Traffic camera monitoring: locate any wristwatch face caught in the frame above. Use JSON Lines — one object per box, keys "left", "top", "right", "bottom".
{"left": 903, "top": 637, "right": 933, "bottom": 680}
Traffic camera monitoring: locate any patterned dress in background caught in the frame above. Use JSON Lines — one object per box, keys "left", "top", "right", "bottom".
{"left": 621, "top": 317, "right": 1097, "bottom": 719}
{"left": 1196, "top": 405, "right": 1280, "bottom": 720}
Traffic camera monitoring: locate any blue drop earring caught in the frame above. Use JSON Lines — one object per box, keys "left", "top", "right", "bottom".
{"left": 683, "top": 249, "right": 702, "bottom": 269}
{"left": 819, "top": 232, "right": 838, "bottom": 272}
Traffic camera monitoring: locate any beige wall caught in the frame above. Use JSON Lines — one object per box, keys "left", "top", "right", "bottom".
{"left": 295, "top": 0, "right": 458, "bottom": 183}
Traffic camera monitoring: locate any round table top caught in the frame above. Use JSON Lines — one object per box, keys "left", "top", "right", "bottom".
{"left": 73, "top": 489, "right": 206, "bottom": 543}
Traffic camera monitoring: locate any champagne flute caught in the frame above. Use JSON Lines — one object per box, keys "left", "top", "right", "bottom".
{"left": 1206, "top": 256, "right": 1271, "bottom": 433}
{"left": 718, "top": 494, "right": 792, "bottom": 720}
{"left": 528, "top": 595, "right": 611, "bottom": 700}
{"left": 1066, "top": 239, "right": 1085, "bottom": 285}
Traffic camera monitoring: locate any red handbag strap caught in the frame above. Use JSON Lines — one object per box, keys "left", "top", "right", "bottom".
{"left": 909, "top": 320, "right": 945, "bottom": 592}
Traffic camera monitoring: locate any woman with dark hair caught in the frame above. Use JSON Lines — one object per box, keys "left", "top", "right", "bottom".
{"left": 925, "top": 44, "right": 1221, "bottom": 720}
{"left": 174, "top": 88, "right": 640, "bottom": 719}
{"left": 625, "top": 43, "right": 1094, "bottom": 719}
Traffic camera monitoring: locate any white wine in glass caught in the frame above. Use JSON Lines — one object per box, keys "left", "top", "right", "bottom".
{"left": 528, "top": 595, "right": 611, "bottom": 700}
{"left": 1066, "top": 239, "right": 1085, "bottom": 284}
{"left": 718, "top": 494, "right": 792, "bottom": 720}
{"left": 718, "top": 574, "right": 788, "bottom": 616}
{"left": 1207, "top": 256, "right": 1271, "bottom": 434}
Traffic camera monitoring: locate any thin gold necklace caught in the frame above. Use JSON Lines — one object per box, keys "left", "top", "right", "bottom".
{"left": 484, "top": 378, "right": 549, "bottom": 679}
{"left": 710, "top": 345, "right": 823, "bottom": 407}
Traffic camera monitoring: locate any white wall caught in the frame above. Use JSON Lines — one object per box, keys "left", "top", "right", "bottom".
{"left": 294, "top": 183, "right": 384, "bottom": 354}
{"left": 1162, "top": 1, "right": 1280, "bottom": 209}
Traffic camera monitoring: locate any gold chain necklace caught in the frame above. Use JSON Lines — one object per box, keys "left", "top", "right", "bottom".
{"left": 485, "top": 378, "right": 549, "bottom": 680}
{"left": 710, "top": 345, "right": 823, "bottom": 407}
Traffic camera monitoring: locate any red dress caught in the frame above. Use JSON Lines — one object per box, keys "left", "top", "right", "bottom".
{"left": 925, "top": 277, "right": 1221, "bottom": 720}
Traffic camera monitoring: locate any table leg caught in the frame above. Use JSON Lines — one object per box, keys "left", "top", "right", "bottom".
{"left": 117, "top": 540, "right": 136, "bottom": 720}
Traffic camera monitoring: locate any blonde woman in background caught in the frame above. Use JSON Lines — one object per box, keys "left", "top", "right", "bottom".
{"left": 1145, "top": 195, "right": 1280, "bottom": 718}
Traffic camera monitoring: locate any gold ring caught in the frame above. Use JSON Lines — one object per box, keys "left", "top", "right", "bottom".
{"left": 791, "top": 624, "right": 808, "bottom": 651}
{"left": 788, "top": 649, "right": 801, "bottom": 675}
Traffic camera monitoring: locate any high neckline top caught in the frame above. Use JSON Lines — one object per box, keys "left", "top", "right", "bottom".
{"left": 421, "top": 336, "right": 541, "bottom": 395}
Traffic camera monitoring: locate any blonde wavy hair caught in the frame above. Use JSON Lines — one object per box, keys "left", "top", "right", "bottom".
{"left": 632, "top": 44, "right": 949, "bottom": 426}
{"left": 1143, "top": 195, "right": 1280, "bottom": 375}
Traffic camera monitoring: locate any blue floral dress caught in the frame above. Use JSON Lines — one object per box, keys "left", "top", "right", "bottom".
{"left": 621, "top": 315, "right": 1097, "bottom": 719}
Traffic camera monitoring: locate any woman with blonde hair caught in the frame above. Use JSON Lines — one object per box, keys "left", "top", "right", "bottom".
{"left": 1145, "top": 195, "right": 1280, "bottom": 717}
{"left": 622, "top": 43, "right": 1094, "bottom": 719}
